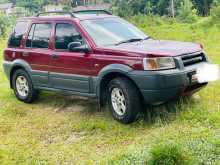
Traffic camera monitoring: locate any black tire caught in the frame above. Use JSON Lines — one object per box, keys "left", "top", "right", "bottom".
{"left": 12, "top": 69, "right": 38, "bottom": 103}
{"left": 108, "top": 77, "right": 141, "bottom": 124}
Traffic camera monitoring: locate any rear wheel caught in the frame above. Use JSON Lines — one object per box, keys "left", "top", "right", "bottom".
{"left": 12, "top": 69, "right": 38, "bottom": 103}
{"left": 108, "top": 77, "right": 141, "bottom": 124}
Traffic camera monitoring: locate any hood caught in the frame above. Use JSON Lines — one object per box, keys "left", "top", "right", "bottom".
{"left": 105, "top": 39, "right": 202, "bottom": 57}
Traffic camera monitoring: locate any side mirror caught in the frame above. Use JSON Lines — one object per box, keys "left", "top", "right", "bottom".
{"left": 68, "top": 42, "right": 90, "bottom": 53}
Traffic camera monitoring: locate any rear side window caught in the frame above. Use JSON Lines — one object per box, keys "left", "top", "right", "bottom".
{"left": 26, "top": 24, "right": 35, "bottom": 48}
{"left": 26, "top": 23, "right": 52, "bottom": 48}
{"left": 55, "top": 23, "right": 83, "bottom": 50}
{"left": 8, "top": 21, "right": 29, "bottom": 48}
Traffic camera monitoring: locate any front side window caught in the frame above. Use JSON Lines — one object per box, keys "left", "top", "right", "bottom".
{"left": 81, "top": 18, "right": 148, "bottom": 47}
{"left": 26, "top": 23, "right": 52, "bottom": 48}
{"left": 55, "top": 23, "right": 84, "bottom": 50}
{"left": 8, "top": 21, "right": 29, "bottom": 48}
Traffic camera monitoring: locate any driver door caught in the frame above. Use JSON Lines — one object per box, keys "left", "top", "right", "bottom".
{"left": 49, "top": 22, "right": 93, "bottom": 93}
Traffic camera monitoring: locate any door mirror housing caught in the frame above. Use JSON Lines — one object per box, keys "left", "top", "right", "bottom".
{"left": 68, "top": 42, "right": 90, "bottom": 53}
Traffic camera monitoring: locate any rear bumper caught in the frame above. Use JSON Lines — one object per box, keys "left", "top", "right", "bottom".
{"left": 129, "top": 62, "right": 208, "bottom": 105}
{"left": 2, "top": 61, "right": 12, "bottom": 80}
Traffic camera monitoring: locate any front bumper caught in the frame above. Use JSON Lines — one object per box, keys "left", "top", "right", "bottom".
{"left": 129, "top": 62, "right": 208, "bottom": 105}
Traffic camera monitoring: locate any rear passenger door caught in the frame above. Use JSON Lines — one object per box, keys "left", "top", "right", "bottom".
{"left": 24, "top": 22, "right": 53, "bottom": 87}
{"left": 49, "top": 22, "right": 93, "bottom": 93}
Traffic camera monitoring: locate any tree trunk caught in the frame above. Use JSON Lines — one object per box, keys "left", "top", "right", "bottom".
{"left": 171, "top": 0, "right": 175, "bottom": 18}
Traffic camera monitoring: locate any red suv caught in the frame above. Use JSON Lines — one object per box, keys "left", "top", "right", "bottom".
{"left": 3, "top": 10, "right": 210, "bottom": 123}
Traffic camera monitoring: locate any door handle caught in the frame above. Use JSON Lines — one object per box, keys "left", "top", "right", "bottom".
{"left": 51, "top": 54, "right": 59, "bottom": 59}
{"left": 22, "top": 52, "right": 30, "bottom": 56}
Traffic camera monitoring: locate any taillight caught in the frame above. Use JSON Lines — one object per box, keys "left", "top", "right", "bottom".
{"left": 3, "top": 50, "right": 6, "bottom": 60}
{"left": 3, "top": 50, "right": 10, "bottom": 61}
{"left": 199, "top": 43, "right": 203, "bottom": 49}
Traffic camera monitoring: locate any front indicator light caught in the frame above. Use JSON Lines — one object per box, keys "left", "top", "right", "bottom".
{"left": 143, "top": 57, "right": 176, "bottom": 70}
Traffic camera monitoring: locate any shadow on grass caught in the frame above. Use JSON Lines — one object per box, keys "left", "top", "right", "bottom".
{"left": 143, "top": 96, "right": 197, "bottom": 125}
{"left": 35, "top": 91, "right": 198, "bottom": 125}
{"left": 36, "top": 91, "right": 99, "bottom": 114}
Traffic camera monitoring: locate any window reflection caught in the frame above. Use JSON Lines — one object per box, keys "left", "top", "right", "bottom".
{"left": 55, "top": 23, "right": 83, "bottom": 50}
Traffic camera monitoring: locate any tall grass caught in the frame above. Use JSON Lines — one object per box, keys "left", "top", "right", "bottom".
{"left": 148, "top": 143, "right": 193, "bottom": 165}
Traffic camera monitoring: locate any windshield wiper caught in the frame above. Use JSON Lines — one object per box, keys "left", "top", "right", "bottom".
{"left": 115, "top": 37, "right": 151, "bottom": 46}
{"left": 141, "top": 36, "right": 151, "bottom": 41}
{"left": 115, "top": 38, "right": 143, "bottom": 46}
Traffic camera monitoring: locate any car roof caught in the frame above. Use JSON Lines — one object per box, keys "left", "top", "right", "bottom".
{"left": 17, "top": 12, "right": 117, "bottom": 22}
{"left": 74, "top": 13, "right": 117, "bottom": 20}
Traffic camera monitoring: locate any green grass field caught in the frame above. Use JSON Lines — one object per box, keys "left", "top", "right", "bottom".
{"left": 0, "top": 17, "right": 220, "bottom": 164}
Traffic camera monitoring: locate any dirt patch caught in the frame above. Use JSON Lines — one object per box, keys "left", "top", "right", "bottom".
{"left": 65, "top": 132, "right": 86, "bottom": 144}
{"left": 41, "top": 132, "right": 86, "bottom": 146}
{"left": 51, "top": 95, "right": 98, "bottom": 113}
{"left": 54, "top": 105, "right": 86, "bottom": 113}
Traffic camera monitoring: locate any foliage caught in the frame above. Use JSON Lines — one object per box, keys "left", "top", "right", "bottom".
{"left": 112, "top": 0, "right": 172, "bottom": 17}
{"left": 0, "top": 0, "right": 8, "bottom": 3}
{"left": 213, "top": 0, "right": 220, "bottom": 5}
{"left": 111, "top": 0, "right": 218, "bottom": 18}
{"left": 16, "top": 0, "right": 50, "bottom": 14}
{"left": 148, "top": 143, "right": 193, "bottom": 165}
{"left": 211, "top": 5, "right": 220, "bottom": 21}
{"left": 178, "top": 0, "right": 198, "bottom": 23}
{"left": 0, "top": 13, "right": 10, "bottom": 37}
{"left": 192, "top": 0, "right": 214, "bottom": 16}
{"left": 1, "top": 0, "right": 219, "bottom": 19}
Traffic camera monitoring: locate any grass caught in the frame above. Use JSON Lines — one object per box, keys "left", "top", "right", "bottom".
{"left": 0, "top": 17, "right": 220, "bottom": 164}
{"left": 148, "top": 143, "right": 193, "bottom": 165}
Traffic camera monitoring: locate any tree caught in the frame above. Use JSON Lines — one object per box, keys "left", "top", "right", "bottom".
{"left": 212, "top": 0, "right": 220, "bottom": 5}
{"left": 112, "top": 0, "right": 189, "bottom": 17}
{"left": 152, "top": 0, "right": 170, "bottom": 16}
{"left": 112, "top": 0, "right": 131, "bottom": 17}
{"left": 192, "top": 0, "right": 214, "bottom": 16}
{"left": 0, "top": 0, "right": 9, "bottom": 3}
{"left": 16, "top": 0, "right": 50, "bottom": 14}
{"left": 171, "top": 0, "right": 175, "bottom": 17}
{"left": 178, "top": 0, "right": 198, "bottom": 22}
{"left": 0, "top": 12, "right": 9, "bottom": 37}
{"left": 144, "top": 1, "right": 153, "bottom": 15}
{"left": 211, "top": 4, "right": 220, "bottom": 21}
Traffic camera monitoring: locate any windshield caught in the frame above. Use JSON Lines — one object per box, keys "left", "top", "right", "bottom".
{"left": 80, "top": 18, "right": 148, "bottom": 47}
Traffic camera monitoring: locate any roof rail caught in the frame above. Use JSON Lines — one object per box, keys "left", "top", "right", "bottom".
{"left": 36, "top": 11, "right": 76, "bottom": 18}
{"left": 73, "top": 9, "right": 112, "bottom": 15}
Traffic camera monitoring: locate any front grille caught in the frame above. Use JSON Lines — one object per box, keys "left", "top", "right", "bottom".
{"left": 181, "top": 52, "right": 206, "bottom": 67}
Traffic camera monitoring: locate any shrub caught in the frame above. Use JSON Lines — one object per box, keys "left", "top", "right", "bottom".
{"left": 148, "top": 143, "right": 193, "bottom": 165}
{"left": 178, "top": 0, "right": 198, "bottom": 23}
{"left": 211, "top": 6, "right": 220, "bottom": 22}
{"left": 0, "top": 13, "right": 9, "bottom": 37}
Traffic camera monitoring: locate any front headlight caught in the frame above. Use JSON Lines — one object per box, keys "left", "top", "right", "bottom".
{"left": 143, "top": 57, "right": 176, "bottom": 70}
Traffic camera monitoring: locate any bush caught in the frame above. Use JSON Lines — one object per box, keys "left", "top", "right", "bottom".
{"left": 148, "top": 143, "right": 193, "bottom": 165}
{"left": 211, "top": 6, "right": 220, "bottom": 22}
{"left": 178, "top": 0, "right": 198, "bottom": 23}
{"left": 0, "top": 13, "right": 9, "bottom": 37}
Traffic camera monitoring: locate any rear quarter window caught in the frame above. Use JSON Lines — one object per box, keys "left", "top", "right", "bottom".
{"left": 25, "top": 23, "right": 52, "bottom": 49}
{"left": 8, "top": 21, "right": 29, "bottom": 48}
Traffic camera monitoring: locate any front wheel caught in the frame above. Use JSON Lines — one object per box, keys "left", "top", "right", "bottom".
{"left": 12, "top": 69, "right": 38, "bottom": 103}
{"left": 108, "top": 77, "right": 141, "bottom": 124}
